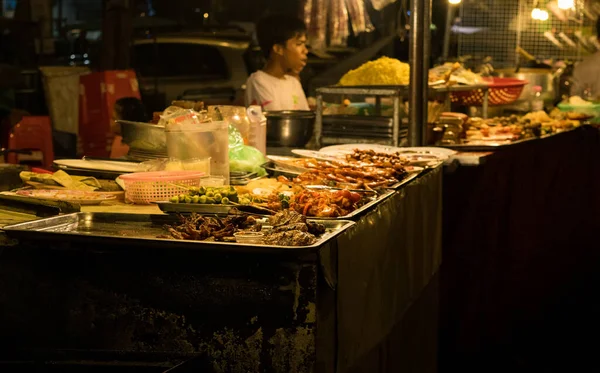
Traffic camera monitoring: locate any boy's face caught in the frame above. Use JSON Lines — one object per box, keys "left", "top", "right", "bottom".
{"left": 276, "top": 33, "right": 308, "bottom": 75}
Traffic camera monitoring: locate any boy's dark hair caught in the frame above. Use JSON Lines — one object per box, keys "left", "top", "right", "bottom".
{"left": 256, "top": 15, "right": 307, "bottom": 59}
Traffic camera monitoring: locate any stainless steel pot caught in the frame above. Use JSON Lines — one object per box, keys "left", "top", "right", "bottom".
{"left": 117, "top": 120, "right": 167, "bottom": 153}
{"left": 265, "top": 111, "right": 315, "bottom": 147}
{"left": 496, "top": 68, "right": 556, "bottom": 104}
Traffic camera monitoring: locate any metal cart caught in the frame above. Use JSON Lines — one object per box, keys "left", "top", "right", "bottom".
{"left": 314, "top": 84, "right": 490, "bottom": 148}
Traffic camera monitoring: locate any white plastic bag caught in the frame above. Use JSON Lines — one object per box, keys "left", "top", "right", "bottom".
{"left": 370, "top": 0, "right": 397, "bottom": 11}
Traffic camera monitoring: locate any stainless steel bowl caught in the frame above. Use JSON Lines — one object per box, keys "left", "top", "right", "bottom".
{"left": 117, "top": 120, "right": 167, "bottom": 153}
{"left": 265, "top": 111, "right": 315, "bottom": 147}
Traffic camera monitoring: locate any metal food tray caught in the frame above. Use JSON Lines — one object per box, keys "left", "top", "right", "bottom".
{"left": 155, "top": 189, "right": 395, "bottom": 221}
{"left": 387, "top": 171, "right": 421, "bottom": 190}
{"left": 441, "top": 131, "right": 565, "bottom": 152}
{"left": 2, "top": 212, "right": 355, "bottom": 254}
{"left": 154, "top": 202, "right": 276, "bottom": 216}
{"left": 261, "top": 161, "right": 302, "bottom": 178}
{"left": 261, "top": 160, "right": 421, "bottom": 191}
{"left": 302, "top": 189, "right": 395, "bottom": 220}
{"left": 316, "top": 84, "right": 490, "bottom": 96}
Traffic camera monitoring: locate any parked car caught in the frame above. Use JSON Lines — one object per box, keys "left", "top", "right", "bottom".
{"left": 131, "top": 30, "right": 256, "bottom": 112}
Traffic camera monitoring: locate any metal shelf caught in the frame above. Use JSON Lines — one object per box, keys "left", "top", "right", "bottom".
{"left": 314, "top": 84, "right": 490, "bottom": 148}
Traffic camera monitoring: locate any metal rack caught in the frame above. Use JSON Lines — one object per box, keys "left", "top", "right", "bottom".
{"left": 314, "top": 84, "right": 490, "bottom": 148}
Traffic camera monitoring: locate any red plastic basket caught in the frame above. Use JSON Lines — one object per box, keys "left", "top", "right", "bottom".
{"left": 451, "top": 78, "right": 528, "bottom": 106}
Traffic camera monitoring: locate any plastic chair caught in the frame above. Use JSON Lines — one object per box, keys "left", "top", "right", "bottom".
{"left": 6, "top": 116, "right": 54, "bottom": 168}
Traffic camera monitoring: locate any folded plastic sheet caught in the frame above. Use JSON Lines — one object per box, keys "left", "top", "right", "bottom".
{"left": 370, "top": 0, "right": 397, "bottom": 11}
{"left": 329, "top": 0, "right": 350, "bottom": 46}
{"left": 335, "top": 166, "right": 443, "bottom": 371}
{"left": 302, "top": 0, "right": 328, "bottom": 51}
{"left": 346, "top": 0, "right": 374, "bottom": 34}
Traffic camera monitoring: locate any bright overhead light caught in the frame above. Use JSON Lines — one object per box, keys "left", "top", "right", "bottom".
{"left": 531, "top": 8, "right": 542, "bottom": 19}
{"left": 538, "top": 10, "right": 549, "bottom": 21}
{"left": 558, "top": 0, "right": 575, "bottom": 10}
{"left": 448, "top": 0, "right": 462, "bottom": 4}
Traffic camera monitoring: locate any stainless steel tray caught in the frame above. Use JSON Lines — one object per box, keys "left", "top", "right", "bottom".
{"left": 261, "top": 161, "right": 302, "bottom": 178}
{"left": 441, "top": 132, "right": 557, "bottom": 152}
{"left": 154, "top": 202, "right": 276, "bottom": 216}
{"left": 312, "top": 189, "right": 395, "bottom": 220}
{"left": 261, "top": 159, "right": 421, "bottom": 191}
{"left": 316, "top": 84, "right": 489, "bottom": 96}
{"left": 154, "top": 189, "right": 395, "bottom": 221}
{"left": 387, "top": 171, "right": 421, "bottom": 189}
{"left": 2, "top": 212, "right": 355, "bottom": 253}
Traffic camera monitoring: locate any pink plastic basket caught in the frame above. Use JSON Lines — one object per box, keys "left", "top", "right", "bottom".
{"left": 451, "top": 77, "right": 528, "bottom": 106}
{"left": 119, "top": 171, "right": 205, "bottom": 204}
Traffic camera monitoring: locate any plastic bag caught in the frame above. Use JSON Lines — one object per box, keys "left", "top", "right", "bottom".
{"left": 139, "top": 158, "right": 211, "bottom": 174}
{"left": 228, "top": 124, "right": 266, "bottom": 176}
{"left": 330, "top": 0, "right": 350, "bottom": 46}
{"left": 306, "top": 0, "right": 328, "bottom": 51}
{"left": 228, "top": 123, "right": 245, "bottom": 149}
{"left": 159, "top": 108, "right": 211, "bottom": 130}
{"left": 370, "top": 0, "right": 397, "bottom": 11}
{"left": 346, "top": 0, "right": 374, "bottom": 34}
{"left": 230, "top": 146, "right": 267, "bottom": 177}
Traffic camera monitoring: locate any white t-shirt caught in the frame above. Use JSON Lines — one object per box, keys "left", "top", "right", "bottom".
{"left": 245, "top": 70, "right": 309, "bottom": 111}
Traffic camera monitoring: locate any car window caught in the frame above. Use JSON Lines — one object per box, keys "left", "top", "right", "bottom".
{"left": 243, "top": 46, "right": 263, "bottom": 75}
{"left": 133, "top": 42, "right": 229, "bottom": 80}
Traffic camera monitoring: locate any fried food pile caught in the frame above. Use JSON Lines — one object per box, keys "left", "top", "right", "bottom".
{"left": 345, "top": 149, "right": 408, "bottom": 168}
{"left": 289, "top": 189, "right": 363, "bottom": 217}
{"left": 160, "top": 210, "right": 326, "bottom": 246}
{"left": 281, "top": 149, "right": 410, "bottom": 189}
{"left": 265, "top": 210, "right": 326, "bottom": 246}
{"left": 160, "top": 213, "right": 261, "bottom": 242}
{"left": 465, "top": 112, "right": 582, "bottom": 142}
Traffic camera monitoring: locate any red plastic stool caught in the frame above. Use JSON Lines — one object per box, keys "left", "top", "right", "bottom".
{"left": 6, "top": 116, "right": 54, "bottom": 168}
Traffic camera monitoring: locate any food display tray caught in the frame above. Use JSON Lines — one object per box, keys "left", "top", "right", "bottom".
{"left": 154, "top": 189, "right": 396, "bottom": 221}
{"left": 154, "top": 202, "right": 277, "bottom": 216}
{"left": 387, "top": 171, "right": 421, "bottom": 189}
{"left": 262, "top": 161, "right": 422, "bottom": 191}
{"left": 441, "top": 131, "right": 566, "bottom": 152}
{"left": 2, "top": 212, "right": 355, "bottom": 254}
{"left": 261, "top": 161, "right": 302, "bottom": 178}
{"left": 316, "top": 84, "right": 490, "bottom": 96}
{"left": 316, "top": 189, "right": 395, "bottom": 220}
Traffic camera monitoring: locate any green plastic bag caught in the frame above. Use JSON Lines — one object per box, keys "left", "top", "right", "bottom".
{"left": 228, "top": 124, "right": 267, "bottom": 176}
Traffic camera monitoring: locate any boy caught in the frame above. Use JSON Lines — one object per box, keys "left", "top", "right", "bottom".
{"left": 245, "top": 15, "right": 310, "bottom": 111}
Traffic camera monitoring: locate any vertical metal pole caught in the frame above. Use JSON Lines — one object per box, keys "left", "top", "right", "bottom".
{"left": 393, "top": 95, "right": 400, "bottom": 147}
{"left": 422, "top": 0, "right": 432, "bottom": 145}
{"left": 442, "top": 4, "right": 454, "bottom": 61}
{"left": 315, "top": 94, "right": 323, "bottom": 149}
{"left": 408, "top": 0, "right": 426, "bottom": 147}
{"left": 482, "top": 89, "right": 489, "bottom": 119}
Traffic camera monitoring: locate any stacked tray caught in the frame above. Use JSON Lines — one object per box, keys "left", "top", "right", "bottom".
{"left": 154, "top": 188, "right": 396, "bottom": 220}
{"left": 2, "top": 212, "right": 355, "bottom": 253}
